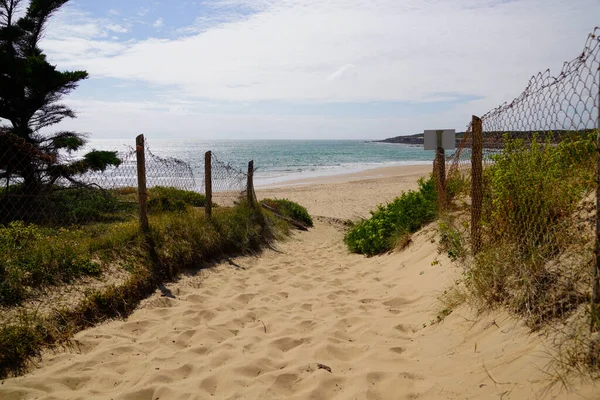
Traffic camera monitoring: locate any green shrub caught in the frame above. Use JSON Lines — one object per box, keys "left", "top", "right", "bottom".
{"left": 344, "top": 177, "right": 437, "bottom": 255}
{"left": 52, "top": 188, "right": 132, "bottom": 223}
{"left": 0, "top": 186, "right": 135, "bottom": 225}
{"left": 146, "top": 187, "right": 209, "bottom": 214}
{"left": 260, "top": 198, "right": 313, "bottom": 227}
{"left": 466, "top": 133, "right": 595, "bottom": 326}
{"left": 482, "top": 133, "right": 594, "bottom": 253}
{"left": 148, "top": 186, "right": 208, "bottom": 207}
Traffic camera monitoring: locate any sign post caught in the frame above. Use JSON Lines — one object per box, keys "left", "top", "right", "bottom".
{"left": 424, "top": 129, "right": 456, "bottom": 209}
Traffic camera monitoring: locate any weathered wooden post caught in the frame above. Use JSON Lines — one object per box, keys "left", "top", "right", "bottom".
{"left": 471, "top": 116, "right": 483, "bottom": 255}
{"left": 136, "top": 134, "right": 149, "bottom": 232}
{"left": 435, "top": 130, "right": 446, "bottom": 208}
{"left": 247, "top": 160, "right": 255, "bottom": 206}
{"left": 424, "top": 129, "right": 455, "bottom": 210}
{"left": 593, "top": 70, "right": 600, "bottom": 332}
{"left": 205, "top": 151, "right": 212, "bottom": 218}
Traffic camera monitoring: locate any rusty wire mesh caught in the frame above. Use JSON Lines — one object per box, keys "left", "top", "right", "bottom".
{"left": 448, "top": 28, "right": 599, "bottom": 328}
{"left": 210, "top": 152, "right": 249, "bottom": 207}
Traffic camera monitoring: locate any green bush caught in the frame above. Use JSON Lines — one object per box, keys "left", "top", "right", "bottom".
{"left": 148, "top": 186, "right": 208, "bottom": 207}
{"left": 466, "top": 132, "right": 595, "bottom": 326}
{"left": 483, "top": 133, "right": 594, "bottom": 253}
{"left": 147, "top": 187, "right": 209, "bottom": 214}
{"left": 0, "top": 186, "right": 135, "bottom": 225}
{"left": 344, "top": 177, "right": 437, "bottom": 255}
{"left": 260, "top": 198, "right": 313, "bottom": 227}
{"left": 52, "top": 188, "right": 132, "bottom": 223}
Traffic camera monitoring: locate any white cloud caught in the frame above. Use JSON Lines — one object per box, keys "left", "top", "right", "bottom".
{"left": 137, "top": 7, "right": 150, "bottom": 17}
{"left": 327, "top": 64, "right": 355, "bottom": 81}
{"left": 106, "top": 23, "right": 129, "bottom": 34}
{"left": 46, "top": 0, "right": 599, "bottom": 103}
{"left": 40, "top": 0, "right": 600, "bottom": 138}
{"left": 153, "top": 18, "right": 164, "bottom": 28}
{"left": 59, "top": 98, "right": 465, "bottom": 140}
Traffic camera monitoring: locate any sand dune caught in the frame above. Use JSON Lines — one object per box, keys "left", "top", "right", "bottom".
{"left": 1, "top": 166, "right": 597, "bottom": 399}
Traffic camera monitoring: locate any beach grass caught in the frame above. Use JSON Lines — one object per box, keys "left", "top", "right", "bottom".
{"left": 0, "top": 193, "right": 302, "bottom": 378}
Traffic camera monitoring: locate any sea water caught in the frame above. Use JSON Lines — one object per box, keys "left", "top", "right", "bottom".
{"left": 85, "top": 139, "right": 444, "bottom": 187}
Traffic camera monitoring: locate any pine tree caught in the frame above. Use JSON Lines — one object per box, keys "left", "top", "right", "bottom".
{"left": 0, "top": 0, "right": 120, "bottom": 195}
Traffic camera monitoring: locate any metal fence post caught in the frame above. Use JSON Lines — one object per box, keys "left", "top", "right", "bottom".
{"left": 205, "top": 151, "right": 212, "bottom": 218}
{"left": 135, "top": 134, "right": 149, "bottom": 233}
{"left": 471, "top": 116, "right": 483, "bottom": 255}
{"left": 247, "top": 160, "right": 255, "bottom": 205}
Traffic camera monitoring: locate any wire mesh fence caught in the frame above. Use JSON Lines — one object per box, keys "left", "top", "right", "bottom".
{"left": 448, "top": 28, "right": 599, "bottom": 329}
{"left": 210, "top": 152, "right": 250, "bottom": 207}
{"left": 0, "top": 134, "right": 254, "bottom": 227}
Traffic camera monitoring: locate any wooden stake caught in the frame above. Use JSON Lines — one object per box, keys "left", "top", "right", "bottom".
{"left": 471, "top": 116, "right": 483, "bottom": 255}
{"left": 136, "top": 134, "right": 149, "bottom": 233}
{"left": 435, "top": 130, "right": 446, "bottom": 209}
{"left": 247, "top": 160, "right": 255, "bottom": 206}
{"left": 592, "top": 66, "right": 600, "bottom": 331}
{"left": 205, "top": 151, "right": 212, "bottom": 218}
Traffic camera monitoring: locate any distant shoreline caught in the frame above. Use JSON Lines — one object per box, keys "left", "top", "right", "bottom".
{"left": 256, "top": 163, "right": 433, "bottom": 189}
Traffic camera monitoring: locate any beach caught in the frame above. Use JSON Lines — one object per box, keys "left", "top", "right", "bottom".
{"left": 0, "top": 164, "right": 596, "bottom": 400}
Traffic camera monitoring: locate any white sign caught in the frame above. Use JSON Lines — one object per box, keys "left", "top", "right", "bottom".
{"left": 424, "top": 129, "right": 456, "bottom": 150}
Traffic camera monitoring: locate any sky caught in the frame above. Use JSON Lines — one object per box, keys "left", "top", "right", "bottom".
{"left": 26, "top": 0, "right": 600, "bottom": 139}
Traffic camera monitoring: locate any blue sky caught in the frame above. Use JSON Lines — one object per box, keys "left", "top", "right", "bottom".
{"left": 32, "top": 0, "right": 600, "bottom": 139}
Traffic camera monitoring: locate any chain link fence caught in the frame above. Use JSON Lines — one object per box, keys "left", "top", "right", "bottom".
{"left": 447, "top": 28, "right": 599, "bottom": 332}
{"left": 209, "top": 152, "right": 251, "bottom": 208}
{"left": 0, "top": 134, "right": 254, "bottom": 227}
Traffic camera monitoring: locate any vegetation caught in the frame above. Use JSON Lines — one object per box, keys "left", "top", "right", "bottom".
{"left": 465, "top": 133, "right": 595, "bottom": 327}
{"left": 0, "top": 221, "right": 103, "bottom": 306}
{"left": 0, "top": 0, "right": 120, "bottom": 196}
{"left": 437, "top": 132, "right": 599, "bottom": 376}
{"left": 0, "top": 185, "right": 212, "bottom": 225}
{"left": 437, "top": 218, "right": 466, "bottom": 262}
{"left": 260, "top": 198, "right": 313, "bottom": 227}
{"left": 147, "top": 186, "right": 209, "bottom": 213}
{"left": 344, "top": 177, "right": 438, "bottom": 255}
{"left": 0, "top": 190, "right": 308, "bottom": 378}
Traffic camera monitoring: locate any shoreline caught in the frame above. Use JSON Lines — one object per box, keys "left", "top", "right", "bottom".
{"left": 255, "top": 163, "right": 433, "bottom": 189}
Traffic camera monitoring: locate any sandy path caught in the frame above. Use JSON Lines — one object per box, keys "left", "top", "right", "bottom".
{"left": 257, "top": 165, "right": 432, "bottom": 220}
{"left": 1, "top": 168, "right": 597, "bottom": 399}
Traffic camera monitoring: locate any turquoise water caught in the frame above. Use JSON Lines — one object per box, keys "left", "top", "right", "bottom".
{"left": 86, "top": 139, "right": 440, "bottom": 186}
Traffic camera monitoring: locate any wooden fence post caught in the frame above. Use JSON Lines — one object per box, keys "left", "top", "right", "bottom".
{"left": 247, "top": 160, "right": 255, "bottom": 205}
{"left": 136, "top": 134, "right": 149, "bottom": 233}
{"left": 593, "top": 68, "right": 600, "bottom": 331}
{"left": 205, "top": 151, "right": 212, "bottom": 218}
{"left": 471, "top": 116, "right": 483, "bottom": 255}
{"left": 435, "top": 131, "right": 446, "bottom": 209}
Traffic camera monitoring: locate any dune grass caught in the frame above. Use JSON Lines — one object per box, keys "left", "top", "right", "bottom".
{"left": 0, "top": 191, "right": 301, "bottom": 379}
{"left": 438, "top": 132, "right": 599, "bottom": 375}
{"left": 260, "top": 198, "right": 313, "bottom": 227}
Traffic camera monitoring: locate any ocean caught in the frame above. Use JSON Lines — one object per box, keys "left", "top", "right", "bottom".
{"left": 85, "top": 139, "right": 440, "bottom": 187}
